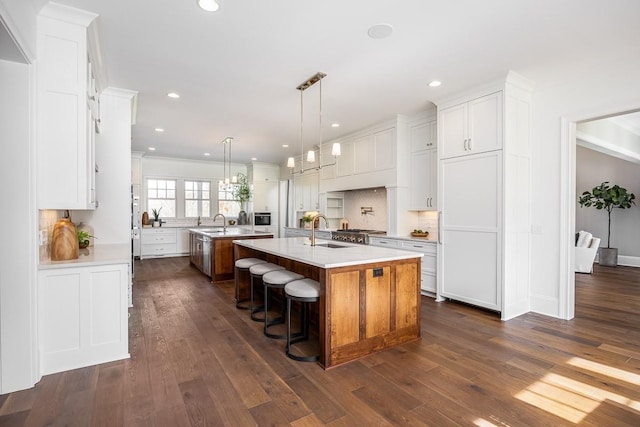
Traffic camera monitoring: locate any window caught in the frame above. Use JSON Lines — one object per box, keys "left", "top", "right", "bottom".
{"left": 185, "top": 180, "right": 211, "bottom": 217}
{"left": 218, "top": 182, "right": 240, "bottom": 217}
{"left": 147, "top": 179, "right": 176, "bottom": 218}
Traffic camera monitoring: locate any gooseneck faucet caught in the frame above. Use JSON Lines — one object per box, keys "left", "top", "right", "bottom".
{"left": 310, "top": 214, "right": 328, "bottom": 246}
{"left": 213, "top": 213, "right": 227, "bottom": 232}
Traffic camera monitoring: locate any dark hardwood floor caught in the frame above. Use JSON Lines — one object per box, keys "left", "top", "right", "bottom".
{"left": 1, "top": 259, "right": 639, "bottom": 426}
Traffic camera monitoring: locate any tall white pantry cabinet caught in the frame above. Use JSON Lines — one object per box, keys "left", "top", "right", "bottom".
{"left": 437, "top": 72, "right": 533, "bottom": 320}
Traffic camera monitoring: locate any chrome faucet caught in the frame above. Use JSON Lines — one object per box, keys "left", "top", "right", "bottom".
{"left": 197, "top": 216, "right": 202, "bottom": 226}
{"left": 213, "top": 213, "right": 226, "bottom": 231}
{"left": 310, "top": 214, "right": 328, "bottom": 246}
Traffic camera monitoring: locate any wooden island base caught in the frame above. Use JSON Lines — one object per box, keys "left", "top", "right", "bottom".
{"left": 234, "top": 244, "right": 421, "bottom": 369}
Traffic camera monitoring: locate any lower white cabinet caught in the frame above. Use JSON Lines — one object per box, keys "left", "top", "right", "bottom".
{"left": 141, "top": 227, "right": 181, "bottom": 259}
{"left": 176, "top": 228, "right": 191, "bottom": 255}
{"left": 369, "top": 237, "right": 437, "bottom": 296}
{"left": 38, "top": 263, "right": 129, "bottom": 375}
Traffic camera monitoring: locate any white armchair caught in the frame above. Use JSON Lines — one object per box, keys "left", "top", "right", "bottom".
{"left": 575, "top": 232, "right": 601, "bottom": 274}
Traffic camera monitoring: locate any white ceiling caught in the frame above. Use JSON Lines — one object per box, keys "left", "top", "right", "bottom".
{"left": 50, "top": 0, "right": 640, "bottom": 165}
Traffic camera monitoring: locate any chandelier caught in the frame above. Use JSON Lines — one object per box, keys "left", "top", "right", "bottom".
{"left": 219, "top": 136, "right": 237, "bottom": 188}
{"left": 287, "top": 72, "right": 341, "bottom": 174}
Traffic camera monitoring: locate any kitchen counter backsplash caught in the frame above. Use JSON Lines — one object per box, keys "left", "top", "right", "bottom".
{"left": 343, "top": 187, "right": 387, "bottom": 231}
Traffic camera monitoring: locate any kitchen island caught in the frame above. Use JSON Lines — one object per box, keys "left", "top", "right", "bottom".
{"left": 234, "top": 237, "right": 423, "bottom": 369}
{"left": 189, "top": 228, "right": 273, "bottom": 282}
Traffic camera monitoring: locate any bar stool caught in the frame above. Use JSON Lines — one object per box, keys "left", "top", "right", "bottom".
{"left": 249, "top": 263, "right": 285, "bottom": 322}
{"left": 234, "top": 258, "right": 266, "bottom": 310}
{"left": 284, "top": 278, "right": 320, "bottom": 362}
{"left": 262, "top": 270, "right": 304, "bottom": 339}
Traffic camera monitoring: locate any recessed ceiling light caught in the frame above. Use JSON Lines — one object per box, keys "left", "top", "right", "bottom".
{"left": 368, "top": 23, "right": 393, "bottom": 39}
{"left": 428, "top": 80, "right": 442, "bottom": 87}
{"left": 155, "top": 128, "right": 165, "bottom": 132}
{"left": 282, "top": 144, "right": 289, "bottom": 148}
{"left": 204, "top": 152, "right": 210, "bottom": 156}
{"left": 331, "top": 123, "right": 340, "bottom": 128}
{"left": 197, "top": 0, "right": 219, "bottom": 12}
{"left": 167, "top": 92, "right": 180, "bottom": 99}
{"left": 148, "top": 147, "right": 156, "bottom": 151}
{"left": 251, "top": 157, "right": 257, "bottom": 161}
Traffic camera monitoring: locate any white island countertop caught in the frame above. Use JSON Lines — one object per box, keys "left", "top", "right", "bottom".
{"left": 234, "top": 237, "right": 422, "bottom": 269}
{"left": 39, "top": 243, "right": 130, "bottom": 270}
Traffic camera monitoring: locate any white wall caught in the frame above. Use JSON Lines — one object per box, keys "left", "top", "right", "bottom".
{"left": 0, "top": 59, "right": 38, "bottom": 392}
{"left": 529, "top": 54, "right": 640, "bottom": 318}
{"left": 576, "top": 145, "right": 639, "bottom": 258}
{"left": 73, "top": 88, "right": 137, "bottom": 245}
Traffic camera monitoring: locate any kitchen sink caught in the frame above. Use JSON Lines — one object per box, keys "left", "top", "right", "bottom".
{"left": 314, "top": 243, "right": 350, "bottom": 249}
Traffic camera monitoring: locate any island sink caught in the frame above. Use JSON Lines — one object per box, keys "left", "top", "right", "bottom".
{"left": 314, "top": 242, "right": 350, "bottom": 249}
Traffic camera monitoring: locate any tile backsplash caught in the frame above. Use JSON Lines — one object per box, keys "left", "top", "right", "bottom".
{"left": 343, "top": 187, "right": 387, "bottom": 230}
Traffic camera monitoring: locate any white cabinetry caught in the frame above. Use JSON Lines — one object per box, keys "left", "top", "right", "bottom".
{"left": 176, "top": 228, "right": 191, "bottom": 255}
{"left": 293, "top": 172, "right": 319, "bottom": 212}
{"left": 141, "top": 228, "right": 177, "bottom": 258}
{"left": 38, "top": 263, "right": 129, "bottom": 375}
{"left": 439, "top": 151, "right": 502, "bottom": 309}
{"left": 37, "top": 5, "right": 101, "bottom": 210}
{"left": 409, "top": 118, "right": 437, "bottom": 211}
{"left": 439, "top": 92, "right": 502, "bottom": 160}
{"left": 437, "top": 73, "right": 532, "bottom": 320}
{"left": 141, "top": 227, "right": 192, "bottom": 258}
{"left": 369, "top": 237, "right": 437, "bottom": 296}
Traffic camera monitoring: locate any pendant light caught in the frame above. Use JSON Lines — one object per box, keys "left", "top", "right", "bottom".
{"left": 288, "top": 72, "right": 340, "bottom": 174}
{"left": 219, "top": 137, "right": 236, "bottom": 188}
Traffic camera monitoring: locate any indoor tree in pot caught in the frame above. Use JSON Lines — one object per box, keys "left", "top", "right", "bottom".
{"left": 232, "top": 173, "right": 252, "bottom": 225}
{"left": 578, "top": 181, "right": 635, "bottom": 266}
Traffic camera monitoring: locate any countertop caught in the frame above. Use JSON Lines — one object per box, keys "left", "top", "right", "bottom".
{"left": 375, "top": 233, "right": 437, "bottom": 244}
{"left": 39, "top": 243, "right": 130, "bottom": 270}
{"left": 188, "top": 227, "right": 273, "bottom": 238}
{"left": 234, "top": 237, "right": 422, "bottom": 269}
{"left": 284, "top": 227, "right": 437, "bottom": 244}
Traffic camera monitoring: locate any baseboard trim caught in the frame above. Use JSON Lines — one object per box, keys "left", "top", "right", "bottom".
{"left": 612, "top": 255, "right": 640, "bottom": 268}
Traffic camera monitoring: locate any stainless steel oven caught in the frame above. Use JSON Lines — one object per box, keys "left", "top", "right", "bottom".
{"left": 254, "top": 212, "right": 271, "bottom": 226}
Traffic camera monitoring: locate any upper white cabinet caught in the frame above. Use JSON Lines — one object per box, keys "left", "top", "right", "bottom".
{"left": 320, "top": 118, "right": 407, "bottom": 193}
{"left": 249, "top": 163, "right": 280, "bottom": 212}
{"left": 37, "top": 4, "right": 103, "bottom": 210}
{"left": 439, "top": 92, "right": 503, "bottom": 159}
{"left": 409, "top": 118, "right": 437, "bottom": 211}
{"left": 409, "top": 149, "right": 437, "bottom": 210}
{"left": 293, "top": 171, "right": 319, "bottom": 212}
{"left": 410, "top": 120, "right": 437, "bottom": 152}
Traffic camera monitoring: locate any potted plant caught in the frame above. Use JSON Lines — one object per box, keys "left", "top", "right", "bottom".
{"left": 232, "top": 173, "right": 251, "bottom": 225}
{"left": 578, "top": 181, "right": 636, "bottom": 266}
{"left": 151, "top": 207, "right": 162, "bottom": 227}
{"left": 77, "top": 230, "right": 95, "bottom": 249}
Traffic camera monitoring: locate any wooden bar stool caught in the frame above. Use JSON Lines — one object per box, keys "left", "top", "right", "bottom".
{"left": 234, "top": 258, "right": 266, "bottom": 309}
{"left": 262, "top": 270, "right": 304, "bottom": 339}
{"left": 249, "top": 262, "right": 285, "bottom": 322}
{"left": 284, "top": 278, "right": 320, "bottom": 362}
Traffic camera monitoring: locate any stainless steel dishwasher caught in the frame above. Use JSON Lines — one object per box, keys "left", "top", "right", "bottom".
{"left": 201, "top": 235, "right": 211, "bottom": 276}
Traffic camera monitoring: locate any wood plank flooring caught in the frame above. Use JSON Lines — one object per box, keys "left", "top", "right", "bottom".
{"left": 1, "top": 259, "right": 639, "bottom": 426}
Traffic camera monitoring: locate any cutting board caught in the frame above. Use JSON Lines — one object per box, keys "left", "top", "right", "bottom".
{"left": 51, "top": 218, "right": 79, "bottom": 260}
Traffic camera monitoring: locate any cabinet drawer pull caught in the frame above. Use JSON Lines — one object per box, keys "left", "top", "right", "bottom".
{"left": 468, "top": 138, "right": 472, "bottom": 150}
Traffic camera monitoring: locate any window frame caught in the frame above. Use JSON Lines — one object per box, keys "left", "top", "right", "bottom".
{"left": 184, "top": 179, "right": 212, "bottom": 218}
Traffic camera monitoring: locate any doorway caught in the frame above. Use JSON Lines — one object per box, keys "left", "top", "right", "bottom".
{"left": 561, "top": 108, "right": 640, "bottom": 320}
